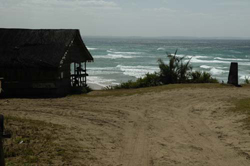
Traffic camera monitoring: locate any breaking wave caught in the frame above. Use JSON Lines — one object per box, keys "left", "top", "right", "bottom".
{"left": 200, "top": 65, "right": 212, "bottom": 69}
{"left": 209, "top": 67, "right": 228, "bottom": 76}
{"left": 157, "top": 47, "right": 165, "bottom": 51}
{"left": 94, "top": 54, "right": 141, "bottom": 59}
{"left": 116, "top": 65, "right": 159, "bottom": 78}
{"left": 214, "top": 57, "right": 247, "bottom": 61}
{"left": 86, "top": 47, "right": 98, "bottom": 50}
{"left": 87, "top": 76, "right": 119, "bottom": 87}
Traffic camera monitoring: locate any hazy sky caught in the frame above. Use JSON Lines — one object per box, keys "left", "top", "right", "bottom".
{"left": 0, "top": 0, "right": 250, "bottom": 38}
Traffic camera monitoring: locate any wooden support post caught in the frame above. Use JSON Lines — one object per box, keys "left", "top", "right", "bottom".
{"left": 228, "top": 62, "right": 239, "bottom": 86}
{"left": 74, "top": 63, "right": 76, "bottom": 86}
{"left": 84, "top": 62, "right": 87, "bottom": 86}
{"left": 79, "top": 63, "right": 82, "bottom": 86}
{"left": 74, "top": 63, "right": 76, "bottom": 75}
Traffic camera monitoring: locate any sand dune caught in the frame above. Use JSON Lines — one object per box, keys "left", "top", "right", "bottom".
{"left": 1, "top": 85, "right": 250, "bottom": 165}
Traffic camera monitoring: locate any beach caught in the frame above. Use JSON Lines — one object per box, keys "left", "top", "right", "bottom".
{"left": 2, "top": 84, "right": 250, "bottom": 165}
{"left": 88, "top": 82, "right": 105, "bottom": 90}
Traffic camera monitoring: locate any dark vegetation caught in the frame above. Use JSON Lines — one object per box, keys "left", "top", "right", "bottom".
{"left": 113, "top": 50, "right": 218, "bottom": 89}
{"left": 71, "top": 85, "right": 93, "bottom": 94}
{"left": 3, "top": 116, "right": 74, "bottom": 165}
{"left": 244, "top": 77, "right": 250, "bottom": 84}
{"left": 231, "top": 98, "right": 250, "bottom": 130}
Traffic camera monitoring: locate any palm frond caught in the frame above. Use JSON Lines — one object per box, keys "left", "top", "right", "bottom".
{"left": 174, "top": 49, "right": 178, "bottom": 56}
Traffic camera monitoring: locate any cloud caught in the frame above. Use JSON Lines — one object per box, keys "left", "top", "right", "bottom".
{"left": 143, "top": 7, "right": 177, "bottom": 13}
{"left": 218, "top": 0, "right": 250, "bottom": 7}
{"left": 0, "top": 0, "right": 120, "bottom": 10}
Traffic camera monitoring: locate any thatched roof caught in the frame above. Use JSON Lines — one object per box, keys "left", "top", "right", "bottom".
{"left": 0, "top": 28, "right": 93, "bottom": 68}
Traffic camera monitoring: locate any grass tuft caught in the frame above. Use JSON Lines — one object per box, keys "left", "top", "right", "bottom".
{"left": 231, "top": 98, "right": 250, "bottom": 129}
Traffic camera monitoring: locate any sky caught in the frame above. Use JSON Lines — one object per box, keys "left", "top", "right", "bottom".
{"left": 0, "top": 0, "right": 250, "bottom": 38}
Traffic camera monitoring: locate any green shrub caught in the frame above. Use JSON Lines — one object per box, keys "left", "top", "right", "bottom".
{"left": 71, "top": 85, "right": 93, "bottom": 94}
{"left": 137, "top": 73, "right": 161, "bottom": 87}
{"left": 158, "top": 53, "right": 192, "bottom": 84}
{"left": 190, "top": 71, "right": 218, "bottom": 83}
{"left": 244, "top": 76, "right": 250, "bottom": 84}
{"left": 114, "top": 73, "right": 161, "bottom": 89}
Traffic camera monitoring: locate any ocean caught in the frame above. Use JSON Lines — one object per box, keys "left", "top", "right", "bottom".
{"left": 83, "top": 37, "right": 250, "bottom": 88}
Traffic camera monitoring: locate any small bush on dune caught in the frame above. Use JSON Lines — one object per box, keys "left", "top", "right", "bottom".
{"left": 114, "top": 73, "right": 161, "bottom": 89}
{"left": 190, "top": 71, "right": 218, "bottom": 83}
{"left": 158, "top": 51, "right": 192, "bottom": 84}
{"left": 115, "top": 80, "right": 137, "bottom": 89}
{"left": 138, "top": 73, "right": 161, "bottom": 87}
{"left": 244, "top": 76, "right": 250, "bottom": 84}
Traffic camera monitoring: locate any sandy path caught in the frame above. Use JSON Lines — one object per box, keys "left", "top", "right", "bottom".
{"left": 1, "top": 86, "right": 250, "bottom": 165}
{"left": 118, "top": 108, "right": 150, "bottom": 166}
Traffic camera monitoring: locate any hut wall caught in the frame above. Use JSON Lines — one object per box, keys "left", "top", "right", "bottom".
{"left": 0, "top": 79, "right": 2, "bottom": 94}
{"left": 0, "top": 63, "right": 74, "bottom": 96}
{"left": 0, "top": 68, "right": 64, "bottom": 96}
{"left": 0, "top": 68, "right": 58, "bottom": 81}
{"left": 56, "top": 64, "right": 71, "bottom": 96}
{"left": 56, "top": 46, "right": 73, "bottom": 95}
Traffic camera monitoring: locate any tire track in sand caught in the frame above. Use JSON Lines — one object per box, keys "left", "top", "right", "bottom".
{"left": 119, "top": 109, "right": 150, "bottom": 166}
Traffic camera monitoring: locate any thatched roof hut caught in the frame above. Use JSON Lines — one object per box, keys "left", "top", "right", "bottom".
{"left": 0, "top": 28, "right": 94, "bottom": 96}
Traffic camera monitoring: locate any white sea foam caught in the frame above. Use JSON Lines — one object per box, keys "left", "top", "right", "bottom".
{"left": 117, "top": 65, "right": 159, "bottom": 78}
{"left": 191, "top": 57, "right": 250, "bottom": 66}
{"left": 94, "top": 54, "right": 141, "bottom": 59}
{"left": 107, "top": 49, "right": 142, "bottom": 55}
{"left": 175, "top": 54, "right": 190, "bottom": 58}
{"left": 214, "top": 57, "right": 246, "bottom": 61}
{"left": 87, "top": 67, "right": 121, "bottom": 75}
{"left": 200, "top": 65, "right": 212, "bottom": 69}
{"left": 87, "top": 76, "right": 119, "bottom": 87}
{"left": 107, "top": 49, "right": 114, "bottom": 53}
{"left": 86, "top": 47, "right": 98, "bottom": 50}
{"left": 157, "top": 47, "right": 165, "bottom": 51}
{"left": 88, "top": 70, "right": 120, "bottom": 75}
{"left": 113, "top": 51, "right": 142, "bottom": 55}
{"left": 191, "top": 57, "right": 230, "bottom": 64}
{"left": 176, "top": 54, "right": 208, "bottom": 59}
{"left": 200, "top": 65, "right": 228, "bottom": 70}
{"left": 88, "top": 67, "right": 116, "bottom": 70}
{"left": 217, "top": 66, "right": 228, "bottom": 69}
{"left": 195, "top": 55, "right": 209, "bottom": 59}
{"left": 209, "top": 67, "right": 228, "bottom": 76}
{"left": 240, "top": 75, "right": 250, "bottom": 80}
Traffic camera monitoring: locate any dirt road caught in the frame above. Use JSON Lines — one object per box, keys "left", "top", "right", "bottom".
{"left": 1, "top": 86, "right": 250, "bottom": 165}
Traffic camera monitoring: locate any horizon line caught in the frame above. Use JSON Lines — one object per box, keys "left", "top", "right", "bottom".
{"left": 82, "top": 35, "right": 250, "bottom": 40}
